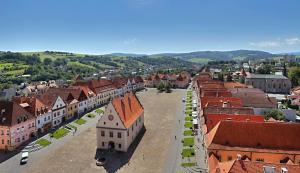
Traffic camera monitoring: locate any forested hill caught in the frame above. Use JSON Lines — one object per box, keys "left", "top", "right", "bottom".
{"left": 0, "top": 51, "right": 195, "bottom": 90}
{"left": 151, "top": 50, "right": 278, "bottom": 63}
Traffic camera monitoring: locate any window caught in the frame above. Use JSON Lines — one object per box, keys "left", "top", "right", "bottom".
{"left": 17, "top": 138, "right": 20, "bottom": 142}
{"left": 136, "top": 121, "right": 137, "bottom": 127}
{"left": 117, "top": 132, "right": 122, "bottom": 138}
{"left": 116, "top": 123, "right": 118, "bottom": 126}
{"left": 109, "top": 131, "right": 113, "bottom": 137}
{"left": 104, "top": 122, "right": 106, "bottom": 125}
{"left": 132, "top": 125, "right": 134, "bottom": 131}
{"left": 38, "top": 120, "right": 40, "bottom": 124}
{"left": 32, "top": 122, "right": 34, "bottom": 127}
{"left": 256, "top": 158, "right": 264, "bottom": 162}
{"left": 48, "top": 116, "right": 50, "bottom": 120}
{"left": 1, "top": 139, "right": 3, "bottom": 144}
{"left": 127, "top": 130, "right": 129, "bottom": 136}
{"left": 139, "top": 117, "right": 141, "bottom": 122}
{"left": 1, "top": 130, "right": 3, "bottom": 135}
{"left": 102, "top": 142, "right": 105, "bottom": 147}
{"left": 6, "top": 130, "right": 9, "bottom": 136}
{"left": 54, "top": 113, "right": 56, "bottom": 117}
{"left": 101, "top": 131, "right": 105, "bottom": 137}
{"left": 7, "top": 140, "right": 9, "bottom": 145}
{"left": 119, "top": 144, "right": 121, "bottom": 148}
{"left": 44, "top": 117, "right": 46, "bottom": 121}
{"left": 22, "top": 136, "right": 25, "bottom": 141}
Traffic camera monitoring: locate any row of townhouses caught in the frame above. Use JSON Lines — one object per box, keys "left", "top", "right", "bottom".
{"left": 193, "top": 71, "right": 300, "bottom": 173}
{"left": 0, "top": 76, "right": 144, "bottom": 151}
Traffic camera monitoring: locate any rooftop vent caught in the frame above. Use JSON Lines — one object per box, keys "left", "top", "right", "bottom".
{"left": 263, "top": 166, "right": 276, "bottom": 173}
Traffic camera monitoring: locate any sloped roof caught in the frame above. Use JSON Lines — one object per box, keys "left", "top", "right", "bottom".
{"left": 112, "top": 92, "right": 144, "bottom": 128}
{"left": 13, "top": 96, "right": 49, "bottom": 116}
{"left": 204, "top": 107, "right": 254, "bottom": 116}
{"left": 201, "top": 97, "right": 243, "bottom": 109}
{"left": 205, "top": 114, "right": 265, "bottom": 133}
{"left": 74, "top": 79, "right": 115, "bottom": 94}
{"left": 0, "top": 101, "right": 34, "bottom": 126}
{"left": 227, "top": 160, "right": 300, "bottom": 173}
{"left": 224, "top": 82, "right": 248, "bottom": 89}
{"left": 206, "top": 121, "right": 300, "bottom": 152}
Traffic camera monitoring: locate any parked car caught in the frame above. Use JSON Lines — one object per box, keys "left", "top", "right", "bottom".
{"left": 182, "top": 98, "right": 186, "bottom": 102}
{"left": 96, "top": 157, "right": 107, "bottom": 166}
{"left": 20, "top": 152, "right": 29, "bottom": 165}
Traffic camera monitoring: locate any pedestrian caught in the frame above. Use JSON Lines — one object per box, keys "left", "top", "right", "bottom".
{"left": 175, "top": 135, "right": 177, "bottom": 140}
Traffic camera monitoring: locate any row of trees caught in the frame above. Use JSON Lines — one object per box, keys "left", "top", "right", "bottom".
{"left": 156, "top": 82, "right": 172, "bottom": 93}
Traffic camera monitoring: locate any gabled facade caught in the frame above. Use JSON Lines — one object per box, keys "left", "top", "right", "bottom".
{"left": 96, "top": 92, "right": 144, "bottom": 152}
{"left": 13, "top": 96, "right": 52, "bottom": 133}
{"left": 0, "top": 101, "right": 36, "bottom": 151}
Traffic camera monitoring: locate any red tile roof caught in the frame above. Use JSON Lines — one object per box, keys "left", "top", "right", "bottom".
{"left": 202, "top": 91, "right": 232, "bottom": 97}
{"left": 0, "top": 101, "right": 34, "bottom": 126}
{"left": 224, "top": 82, "right": 249, "bottom": 89}
{"left": 205, "top": 114, "right": 265, "bottom": 133}
{"left": 13, "top": 96, "right": 49, "bottom": 116}
{"left": 74, "top": 79, "right": 115, "bottom": 94}
{"left": 201, "top": 97, "right": 243, "bottom": 109}
{"left": 227, "top": 160, "right": 300, "bottom": 173}
{"left": 112, "top": 92, "right": 144, "bottom": 128}
{"left": 206, "top": 121, "right": 300, "bottom": 152}
{"left": 203, "top": 107, "right": 254, "bottom": 116}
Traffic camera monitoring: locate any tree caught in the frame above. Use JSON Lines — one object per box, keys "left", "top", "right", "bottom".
{"left": 257, "top": 64, "right": 273, "bottom": 74}
{"left": 157, "top": 82, "right": 165, "bottom": 92}
{"left": 283, "top": 62, "right": 287, "bottom": 77}
{"left": 264, "top": 109, "right": 285, "bottom": 121}
{"left": 165, "top": 83, "right": 172, "bottom": 93}
{"left": 218, "top": 73, "right": 224, "bottom": 81}
{"left": 288, "top": 67, "right": 300, "bottom": 87}
{"left": 43, "top": 58, "right": 53, "bottom": 65}
{"left": 226, "top": 73, "right": 233, "bottom": 82}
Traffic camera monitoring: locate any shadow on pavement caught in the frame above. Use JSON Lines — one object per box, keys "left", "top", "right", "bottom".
{"left": 94, "top": 126, "right": 146, "bottom": 173}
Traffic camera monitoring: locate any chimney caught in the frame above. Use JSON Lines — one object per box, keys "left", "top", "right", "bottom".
{"left": 281, "top": 167, "right": 288, "bottom": 173}
{"left": 237, "top": 154, "right": 242, "bottom": 160}
{"left": 223, "top": 102, "right": 228, "bottom": 108}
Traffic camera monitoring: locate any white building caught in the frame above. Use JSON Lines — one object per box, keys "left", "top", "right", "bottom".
{"left": 96, "top": 92, "right": 144, "bottom": 152}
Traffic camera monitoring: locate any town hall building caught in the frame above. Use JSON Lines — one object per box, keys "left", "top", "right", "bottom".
{"left": 96, "top": 92, "right": 144, "bottom": 152}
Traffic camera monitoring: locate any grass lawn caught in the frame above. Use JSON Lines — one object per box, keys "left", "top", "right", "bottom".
{"left": 184, "top": 121, "right": 193, "bottom": 128}
{"left": 182, "top": 148, "right": 195, "bottom": 157}
{"left": 75, "top": 118, "right": 87, "bottom": 125}
{"left": 86, "top": 113, "right": 96, "bottom": 118}
{"left": 185, "top": 116, "right": 193, "bottom": 121}
{"left": 184, "top": 130, "right": 193, "bottom": 136}
{"left": 182, "top": 137, "right": 194, "bottom": 146}
{"left": 35, "top": 138, "right": 51, "bottom": 147}
{"left": 95, "top": 108, "right": 104, "bottom": 114}
{"left": 181, "top": 162, "right": 197, "bottom": 167}
{"left": 50, "top": 128, "right": 69, "bottom": 139}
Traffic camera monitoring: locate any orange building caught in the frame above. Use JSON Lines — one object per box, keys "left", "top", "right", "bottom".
{"left": 206, "top": 121, "right": 300, "bottom": 165}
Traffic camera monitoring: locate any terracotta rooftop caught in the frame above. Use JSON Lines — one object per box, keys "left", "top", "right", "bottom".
{"left": 13, "top": 96, "right": 49, "bottom": 116}
{"left": 74, "top": 79, "right": 115, "bottom": 94}
{"left": 112, "top": 92, "right": 144, "bottom": 128}
{"left": 224, "top": 82, "right": 249, "bottom": 89}
{"left": 205, "top": 114, "right": 265, "bottom": 133}
{"left": 212, "top": 159, "right": 300, "bottom": 173}
{"left": 0, "top": 100, "right": 34, "bottom": 126}
{"left": 201, "top": 91, "right": 232, "bottom": 97}
{"left": 230, "top": 88, "right": 277, "bottom": 108}
{"left": 206, "top": 121, "right": 300, "bottom": 152}
{"left": 203, "top": 107, "right": 254, "bottom": 116}
{"left": 201, "top": 97, "right": 243, "bottom": 109}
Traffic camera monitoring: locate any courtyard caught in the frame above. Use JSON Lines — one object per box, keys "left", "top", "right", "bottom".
{"left": 1, "top": 88, "right": 186, "bottom": 173}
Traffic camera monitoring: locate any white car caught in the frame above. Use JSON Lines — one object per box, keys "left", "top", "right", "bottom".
{"left": 20, "top": 152, "right": 29, "bottom": 165}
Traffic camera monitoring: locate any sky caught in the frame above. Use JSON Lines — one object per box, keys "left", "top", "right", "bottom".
{"left": 0, "top": 0, "right": 300, "bottom": 54}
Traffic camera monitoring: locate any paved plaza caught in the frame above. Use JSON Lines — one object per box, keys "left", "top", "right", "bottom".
{"left": 0, "top": 88, "right": 186, "bottom": 173}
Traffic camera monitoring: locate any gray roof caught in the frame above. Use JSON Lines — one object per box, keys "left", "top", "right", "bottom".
{"left": 246, "top": 74, "right": 288, "bottom": 79}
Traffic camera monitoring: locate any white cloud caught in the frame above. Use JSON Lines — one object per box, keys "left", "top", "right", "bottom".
{"left": 285, "top": 38, "right": 300, "bottom": 45}
{"left": 123, "top": 38, "right": 138, "bottom": 45}
{"left": 250, "top": 37, "right": 300, "bottom": 48}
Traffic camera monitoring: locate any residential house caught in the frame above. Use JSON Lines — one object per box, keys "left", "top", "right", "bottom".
{"left": 0, "top": 101, "right": 36, "bottom": 151}
{"left": 96, "top": 92, "right": 144, "bottom": 152}
{"left": 13, "top": 96, "right": 52, "bottom": 133}
{"left": 38, "top": 92, "right": 67, "bottom": 127}
{"left": 206, "top": 121, "right": 300, "bottom": 164}
{"left": 209, "top": 155, "right": 300, "bottom": 173}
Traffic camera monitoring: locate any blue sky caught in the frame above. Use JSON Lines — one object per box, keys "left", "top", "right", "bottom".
{"left": 0, "top": 0, "right": 300, "bottom": 54}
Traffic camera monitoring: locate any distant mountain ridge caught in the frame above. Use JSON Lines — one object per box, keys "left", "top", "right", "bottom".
{"left": 151, "top": 50, "right": 278, "bottom": 61}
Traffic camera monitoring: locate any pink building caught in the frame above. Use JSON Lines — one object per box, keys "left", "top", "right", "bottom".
{"left": 0, "top": 101, "right": 36, "bottom": 151}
